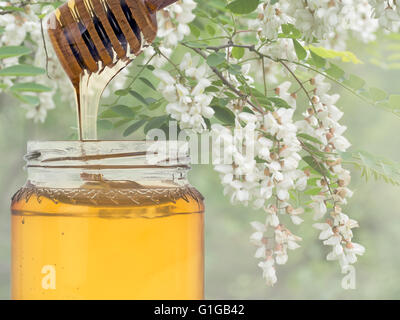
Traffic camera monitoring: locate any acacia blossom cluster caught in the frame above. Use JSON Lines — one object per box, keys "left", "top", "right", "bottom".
{"left": 211, "top": 100, "right": 306, "bottom": 285}
{"left": 146, "top": 0, "right": 368, "bottom": 283}
{"left": 370, "top": 0, "right": 400, "bottom": 31}
{"left": 250, "top": 0, "right": 378, "bottom": 50}
{"left": 217, "top": 75, "right": 364, "bottom": 288}
{"left": 295, "top": 75, "right": 365, "bottom": 277}
{"left": 154, "top": 52, "right": 214, "bottom": 132}
{"left": 144, "top": 0, "right": 197, "bottom": 67}
{"left": 0, "top": 1, "right": 58, "bottom": 122}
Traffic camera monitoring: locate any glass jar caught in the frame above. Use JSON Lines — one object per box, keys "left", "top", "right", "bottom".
{"left": 11, "top": 141, "right": 204, "bottom": 300}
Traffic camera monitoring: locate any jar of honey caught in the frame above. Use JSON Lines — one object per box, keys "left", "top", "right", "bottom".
{"left": 11, "top": 140, "right": 204, "bottom": 299}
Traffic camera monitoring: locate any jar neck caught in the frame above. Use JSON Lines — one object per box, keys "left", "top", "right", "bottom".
{"left": 25, "top": 141, "right": 190, "bottom": 189}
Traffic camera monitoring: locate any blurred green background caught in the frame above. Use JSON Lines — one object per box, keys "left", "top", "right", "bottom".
{"left": 1, "top": 41, "right": 400, "bottom": 300}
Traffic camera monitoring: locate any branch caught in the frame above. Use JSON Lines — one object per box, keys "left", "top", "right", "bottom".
{"left": 182, "top": 42, "right": 265, "bottom": 114}
{"left": 279, "top": 60, "right": 318, "bottom": 116}
{"left": 300, "top": 141, "right": 337, "bottom": 205}
{"left": 0, "top": 0, "right": 38, "bottom": 15}
{"left": 278, "top": 60, "right": 336, "bottom": 204}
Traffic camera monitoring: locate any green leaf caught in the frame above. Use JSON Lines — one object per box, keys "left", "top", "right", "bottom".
{"left": 243, "top": 107, "right": 254, "bottom": 114}
{"left": 307, "top": 177, "right": 320, "bottom": 186}
{"left": 206, "top": 52, "right": 226, "bottom": 67}
{"left": 99, "top": 109, "right": 120, "bottom": 119}
{"left": 189, "top": 24, "right": 201, "bottom": 37}
{"left": 0, "top": 6, "right": 24, "bottom": 13}
{"left": 293, "top": 39, "right": 307, "bottom": 60}
{"left": 144, "top": 115, "right": 169, "bottom": 134}
{"left": 342, "top": 150, "right": 400, "bottom": 186}
{"left": 267, "top": 97, "right": 291, "bottom": 109}
{"left": 123, "top": 119, "right": 146, "bottom": 137}
{"left": 113, "top": 119, "right": 131, "bottom": 129}
{"left": 280, "top": 24, "right": 301, "bottom": 39}
{"left": 369, "top": 87, "right": 387, "bottom": 102}
{"left": 249, "top": 89, "right": 272, "bottom": 109}
{"left": 129, "top": 90, "right": 149, "bottom": 105}
{"left": 206, "top": 24, "right": 216, "bottom": 36}
{"left": 302, "top": 142, "right": 328, "bottom": 159}
{"left": 304, "top": 187, "right": 322, "bottom": 196}
{"left": 10, "top": 82, "right": 52, "bottom": 93}
{"left": 309, "top": 50, "right": 326, "bottom": 68}
{"left": 114, "top": 89, "right": 129, "bottom": 96}
{"left": 145, "top": 97, "right": 157, "bottom": 105}
{"left": 145, "top": 65, "right": 155, "bottom": 71}
{"left": 342, "top": 74, "right": 366, "bottom": 91}
{"left": 228, "top": 64, "right": 241, "bottom": 75}
{"left": 0, "top": 46, "right": 31, "bottom": 59}
{"left": 148, "top": 100, "right": 163, "bottom": 110}
{"left": 13, "top": 93, "right": 39, "bottom": 106}
{"left": 110, "top": 105, "right": 136, "bottom": 118}
{"left": 232, "top": 47, "right": 245, "bottom": 60}
{"left": 303, "top": 155, "right": 330, "bottom": 177}
{"left": 205, "top": 86, "right": 220, "bottom": 93}
{"left": 139, "top": 77, "right": 157, "bottom": 91}
{"left": 226, "top": 0, "right": 259, "bottom": 14}
{"left": 297, "top": 133, "right": 323, "bottom": 145}
{"left": 0, "top": 64, "right": 45, "bottom": 77}
{"left": 97, "top": 120, "right": 113, "bottom": 130}
{"left": 211, "top": 105, "right": 235, "bottom": 125}
{"left": 308, "top": 45, "right": 362, "bottom": 64}
{"left": 325, "top": 63, "right": 345, "bottom": 79}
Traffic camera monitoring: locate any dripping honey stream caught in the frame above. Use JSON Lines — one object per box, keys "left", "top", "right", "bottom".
{"left": 46, "top": 0, "right": 177, "bottom": 140}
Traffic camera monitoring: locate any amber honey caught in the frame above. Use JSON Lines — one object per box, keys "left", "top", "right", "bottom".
{"left": 11, "top": 185, "right": 204, "bottom": 300}
{"left": 11, "top": 141, "right": 204, "bottom": 300}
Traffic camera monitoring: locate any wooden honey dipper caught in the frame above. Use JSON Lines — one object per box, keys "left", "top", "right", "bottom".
{"left": 47, "top": 0, "right": 178, "bottom": 87}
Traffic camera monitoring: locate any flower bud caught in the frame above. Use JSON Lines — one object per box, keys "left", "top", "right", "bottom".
{"left": 346, "top": 242, "right": 353, "bottom": 249}
{"left": 312, "top": 96, "right": 320, "bottom": 104}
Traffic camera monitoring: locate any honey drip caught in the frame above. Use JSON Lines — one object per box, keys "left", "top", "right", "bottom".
{"left": 47, "top": 0, "right": 177, "bottom": 140}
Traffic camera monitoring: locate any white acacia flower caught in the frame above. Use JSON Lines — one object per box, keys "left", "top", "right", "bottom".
{"left": 327, "top": 248, "right": 348, "bottom": 269}
{"left": 154, "top": 56, "right": 215, "bottom": 132}
{"left": 344, "top": 242, "right": 365, "bottom": 264}
{"left": 313, "top": 222, "right": 334, "bottom": 240}
{"left": 258, "top": 258, "right": 277, "bottom": 286}
{"left": 275, "top": 249, "right": 288, "bottom": 265}
{"left": 250, "top": 221, "right": 266, "bottom": 245}
{"left": 332, "top": 135, "right": 351, "bottom": 152}
{"left": 310, "top": 195, "right": 327, "bottom": 220}
{"left": 275, "top": 81, "right": 296, "bottom": 107}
